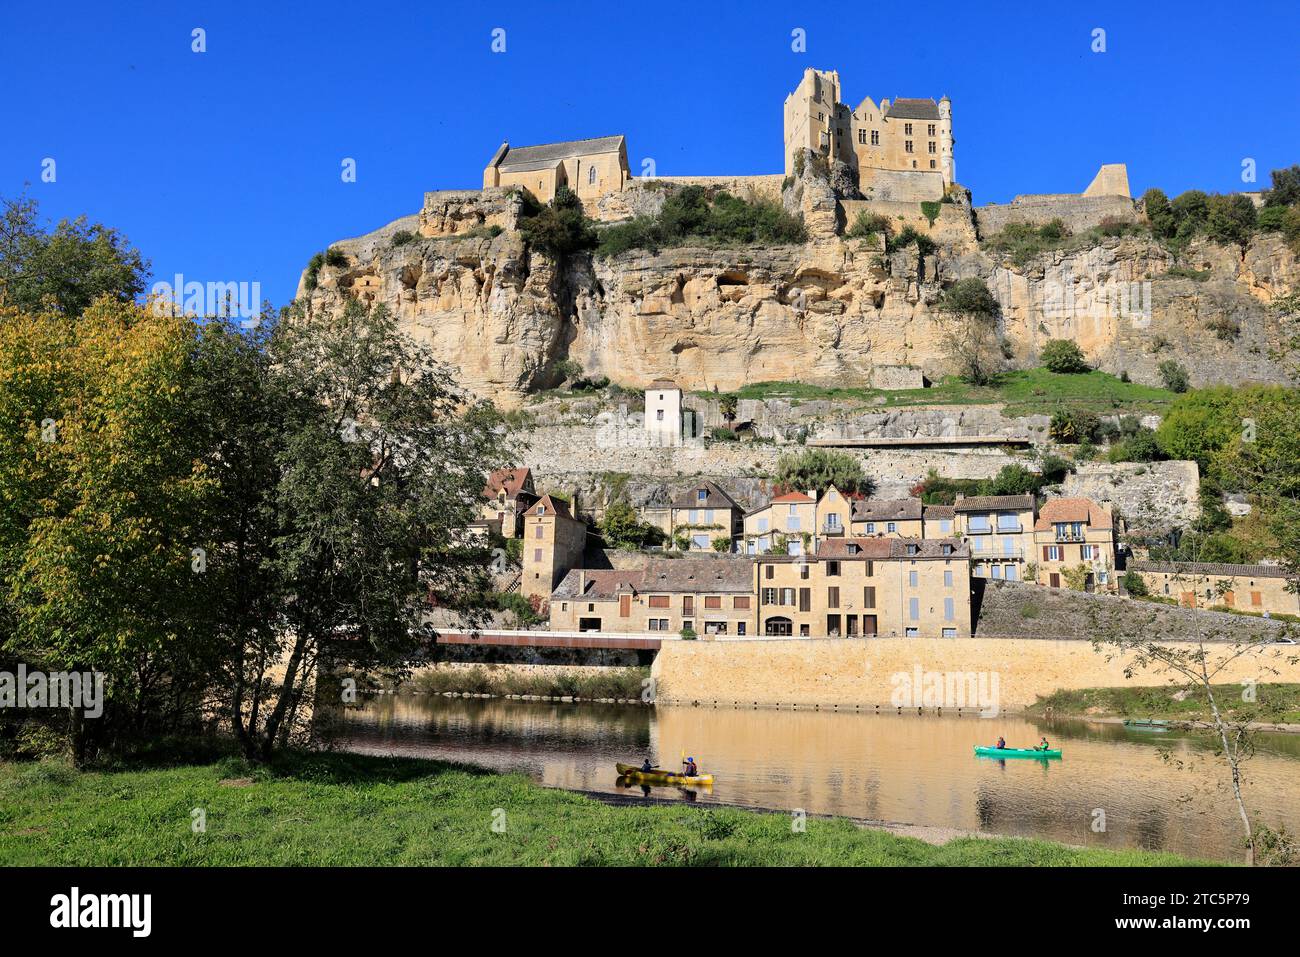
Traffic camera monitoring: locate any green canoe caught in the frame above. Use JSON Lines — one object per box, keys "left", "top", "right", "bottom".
{"left": 974, "top": 745, "right": 1061, "bottom": 759}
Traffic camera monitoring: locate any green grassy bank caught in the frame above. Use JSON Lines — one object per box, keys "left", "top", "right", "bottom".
{"left": 1028, "top": 683, "right": 1300, "bottom": 724}
{"left": 0, "top": 751, "right": 1212, "bottom": 866}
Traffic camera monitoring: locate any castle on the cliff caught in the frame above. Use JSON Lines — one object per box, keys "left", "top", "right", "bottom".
{"left": 480, "top": 67, "right": 1129, "bottom": 223}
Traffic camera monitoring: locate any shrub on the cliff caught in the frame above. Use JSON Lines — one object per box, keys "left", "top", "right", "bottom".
{"left": 1040, "top": 339, "right": 1090, "bottom": 374}
{"left": 1157, "top": 359, "right": 1190, "bottom": 394}
{"left": 599, "top": 499, "right": 665, "bottom": 550}
{"left": 595, "top": 185, "right": 805, "bottom": 257}
{"left": 886, "top": 225, "right": 936, "bottom": 257}
{"left": 519, "top": 187, "right": 596, "bottom": 257}
{"left": 936, "top": 278, "right": 1003, "bottom": 385}
{"left": 390, "top": 230, "right": 415, "bottom": 247}
{"left": 847, "top": 210, "right": 891, "bottom": 240}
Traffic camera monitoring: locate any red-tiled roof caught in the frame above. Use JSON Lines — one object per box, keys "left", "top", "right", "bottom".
{"left": 531, "top": 493, "right": 575, "bottom": 520}
{"left": 483, "top": 467, "right": 532, "bottom": 500}
{"left": 771, "top": 491, "right": 815, "bottom": 503}
{"left": 1035, "top": 497, "right": 1113, "bottom": 531}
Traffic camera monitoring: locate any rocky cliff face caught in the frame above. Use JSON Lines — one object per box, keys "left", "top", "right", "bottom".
{"left": 300, "top": 178, "right": 1299, "bottom": 407}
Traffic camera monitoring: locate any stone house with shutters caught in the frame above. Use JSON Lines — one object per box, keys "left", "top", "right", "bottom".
{"left": 1128, "top": 561, "right": 1299, "bottom": 617}
{"left": 662, "top": 481, "right": 744, "bottom": 551}
{"left": 850, "top": 497, "right": 924, "bottom": 537}
{"left": 1032, "top": 497, "right": 1117, "bottom": 592}
{"left": 548, "top": 558, "right": 756, "bottom": 637}
{"left": 742, "top": 490, "right": 818, "bottom": 556}
{"left": 754, "top": 537, "right": 970, "bottom": 638}
{"left": 521, "top": 494, "right": 589, "bottom": 606}
{"left": 953, "top": 493, "right": 1036, "bottom": 582}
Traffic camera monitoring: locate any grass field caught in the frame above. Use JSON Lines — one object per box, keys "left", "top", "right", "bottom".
{"left": 0, "top": 751, "right": 1213, "bottom": 866}
{"left": 1028, "top": 683, "right": 1300, "bottom": 724}
{"left": 712, "top": 369, "right": 1175, "bottom": 418}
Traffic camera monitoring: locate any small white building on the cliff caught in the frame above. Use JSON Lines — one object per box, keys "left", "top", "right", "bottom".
{"left": 645, "top": 379, "right": 683, "bottom": 447}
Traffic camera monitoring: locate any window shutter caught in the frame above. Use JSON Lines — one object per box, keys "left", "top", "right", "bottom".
{"left": 1042, "top": 545, "right": 1051, "bottom": 561}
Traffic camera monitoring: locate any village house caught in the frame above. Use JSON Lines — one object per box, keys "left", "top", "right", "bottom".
{"left": 549, "top": 558, "right": 756, "bottom": 637}
{"left": 644, "top": 379, "right": 685, "bottom": 447}
{"left": 742, "top": 490, "right": 818, "bottom": 555}
{"left": 1032, "top": 497, "right": 1117, "bottom": 592}
{"left": 480, "top": 467, "right": 537, "bottom": 539}
{"left": 954, "top": 494, "right": 1036, "bottom": 582}
{"left": 815, "top": 485, "right": 856, "bottom": 539}
{"left": 521, "top": 494, "right": 589, "bottom": 607}
{"left": 850, "top": 497, "right": 923, "bottom": 537}
{"left": 482, "top": 135, "right": 630, "bottom": 208}
{"left": 1128, "top": 561, "right": 1299, "bottom": 618}
{"left": 755, "top": 537, "right": 971, "bottom": 638}
{"left": 922, "top": 504, "right": 957, "bottom": 538}
{"left": 661, "top": 481, "right": 744, "bottom": 551}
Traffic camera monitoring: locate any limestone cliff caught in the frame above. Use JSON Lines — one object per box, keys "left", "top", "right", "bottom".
{"left": 299, "top": 179, "right": 1299, "bottom": 407}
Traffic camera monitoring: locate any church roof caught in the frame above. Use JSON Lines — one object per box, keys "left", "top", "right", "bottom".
{"left": 495, "top": 135, "right": 625, "bottom": 173}
{"left": 885, "top": 98, "right": 941, "bottom": 120}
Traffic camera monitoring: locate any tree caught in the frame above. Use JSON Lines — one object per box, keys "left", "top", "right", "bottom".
{"left": 0, "top": 299, "right": 216, "bottom": 762}
{"left": 1158, "top": 359, "right": 1190, "bottom": 394}
{"left": 774, "top": 448, "right": 871, "bottom": 496}
{"left": 200, "top": 300, "right": 511, "bottom": 761}
{"left": 599, "top": 498, "right": 663, "bottom": 550}
{"left": 718, "top": 393, "right": 738, "bottom": 429}
{"left": 0, "top": 194, "right": 148, "bottom": 315}
{"left": 1048, "top": 409, "right": 1100, "bottom": 444}
{"left": 1142, "top": 188, "right": 1176, "bottom": 239}
{"left": 1261, "top": 165, "right": 1300, "bottom": 209}
{"left": 1121, "top": 570, "right": 1148, "bottom": 597}
{"left": 1040, "top": 339, "right": 1090, "bottom": 374}
{"left": 936, "top": 278, "right": 1003, "bottom": 385}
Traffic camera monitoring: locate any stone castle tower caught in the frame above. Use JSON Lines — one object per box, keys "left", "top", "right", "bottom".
{"left": 783, "top": 68, "right": 955, "bottom": 202}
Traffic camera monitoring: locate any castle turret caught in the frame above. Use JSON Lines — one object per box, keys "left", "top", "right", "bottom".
{"left": 938, "top": 96, "right": 955, "bottom": 186}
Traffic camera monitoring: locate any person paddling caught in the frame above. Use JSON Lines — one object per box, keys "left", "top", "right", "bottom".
{"left": 641, "top": 758, "right": 654, "bottom": 773}
{"left": 995, "top": 736, "right": 1006, "bottom": 750}
{"left": 682, "top": 756, "right": 698, "bottom": 777}
{"left": 1035, "top": 736, "right": 1050, "bottom": 752}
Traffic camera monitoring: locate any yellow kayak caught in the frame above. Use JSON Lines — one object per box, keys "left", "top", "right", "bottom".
{"left": 616, "top": 762, "right": 714, "bottom": 786}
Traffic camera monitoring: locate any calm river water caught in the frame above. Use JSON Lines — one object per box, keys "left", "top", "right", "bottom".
{"left": 334, "top": 694, "right": 1300, "bottom": 862}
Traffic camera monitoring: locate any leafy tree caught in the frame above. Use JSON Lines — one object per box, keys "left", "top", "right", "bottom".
{"left": 984, "top": 464, "right": 1039, "bottom": 496}
{"left": 1040, "top": 338, "right": 1090, "bottom": 373}
{"left": 199, "top": 300, "right": 511, "bottom": 761}
{"left": 1261, "top": 165, "right": 1300, "bottom": 209}
{"left": 0, "top": 194, "right": 148, "bottom": 315}
{"left": 1108, "top": 427, "right": 1162, "bottom": 463}
{"left": 1142, "top": 188, "right": 1175, "bottom": 239}
{"left": 936, "top": 278, "right": 1002, "bottom": 385}
{"left": 774, "top": 448, "right": 871, "bottom": 495}
{"left": 1203, "top": 193, "right": 1257, "bottom": 247}
{"left": 1157, "top": 359, "right": 1190, "bottom": 394}
{"left": 0, "top": 299, "right": 215, "bottom": 762}
{"left": 599, "top": 498, "right": 664, "bottom": 550}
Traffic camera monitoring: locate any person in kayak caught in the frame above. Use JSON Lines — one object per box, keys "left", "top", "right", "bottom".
{"left": 996, "top": 736, "right": 1006, "bottom": 749}
{"left": 682, "top": 756, "right": 698, "bottom": 777}
{"left": 1035, "top": 736, "right": 1050, "bottom": 752}
{"left": 641, "top": 758, "right": 654, "bottom": 773}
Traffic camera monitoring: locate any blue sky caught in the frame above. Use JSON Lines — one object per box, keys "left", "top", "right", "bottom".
{"left": 4, "top": 0, "right": 1298, "bottom": 306}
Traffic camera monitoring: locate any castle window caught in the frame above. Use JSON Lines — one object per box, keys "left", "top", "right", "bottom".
{"left": 588, "top": 166, "right": 597, "bottom": 185}
{"left": 905, "top": 123, "right": 913, "bottom": 135}
{"left": 930, "top": 160, "right": 936, "bottom": 169}
{"left": 905, "top": 140, "right": 913, "bottom": 153}
{"left": 871, "top": 130, "right": 879, "bottom": 146}
{"left": 928, "top": 124, "right": 936, "bottom": 136}
{"left": 858, "top": 129, "right": 867, "bottom": 145}
{"left": 928, "top": 141, "right": 936, "bottom": 153}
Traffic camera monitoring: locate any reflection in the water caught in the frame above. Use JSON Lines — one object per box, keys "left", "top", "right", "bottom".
{"left": 331, "top": 694, "right": 1300, "bottom": 862}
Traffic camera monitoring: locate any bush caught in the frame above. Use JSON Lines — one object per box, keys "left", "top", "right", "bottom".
{"left": 887, "top": 225, "right": 936, "bottom": 257}
{"left": 519, "top": 187, "right": 597, "bottom": 257}
{"left": 1157, "top": 359, "right": 1190, "bottom": 393}
{"left": 919, "top": 201, "right": 942, "bottom": 226}
{"left": 774, "top": 448, "right": 869, "bottom": 495}
{"left": 390, "top": 230, "right": 415, "bottom": 247}
{"left": 1122, "top": 571, "right": 1149, "bottom": 597}
{"left": 1107, "top": 428, "right": 1162, "bottom": 463}
{"left": 1040, "top": 339, "right": 1090, "bottom": 374}
{"left": 847, "top": 210, "right": 891, "bottom": 239}
{"left": 597, "top": 185, "right": 805, "bottom": 257}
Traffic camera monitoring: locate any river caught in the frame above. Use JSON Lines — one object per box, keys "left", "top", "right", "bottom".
{"left": 333, "top": 694, "right": 1300, "bottom": 862}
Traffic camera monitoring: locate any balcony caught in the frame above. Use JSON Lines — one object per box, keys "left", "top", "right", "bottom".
{"left": 1054, "top": 530, "right": 1086, "bottom": 543}
{"left": 821, "top": 522, "right": 845, "bottom": 537}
